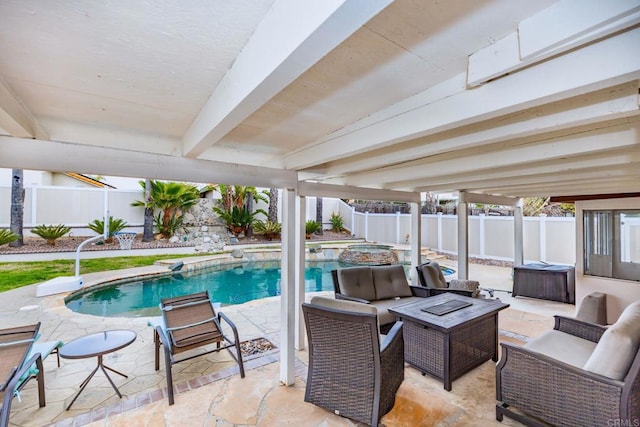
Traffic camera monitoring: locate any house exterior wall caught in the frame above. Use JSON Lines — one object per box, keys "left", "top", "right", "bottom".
{"left": 576, "top": 197, "right": 640, "bottom": 323}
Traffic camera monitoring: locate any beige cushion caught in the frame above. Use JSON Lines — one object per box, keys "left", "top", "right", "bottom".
{"left": 336, "top": 267, "right": 376, "bottom": 301}
{"left": 310, "top": 295, "right": 377, "bottom": 316}
{"left": 417, "top": 262, "right": 448, "bottom": 288}
{"left": 310, "top": 296, "right": 380, "bottom": 336}
{"left": 576, "top": 292, "right": 607, "bottom": 325}
{"left": 584, "top": 300, "right": 640, "bottom": 380}
{"left": 370, "top": 296, "right": 425, "bottom": 325}
{"left": 372, "top": 265, "right": 412, "bottom": 300}
{"left": 524, "top": 330, "right": 597, "bottom": 369}
{"left": 449, "top": 279, "right": 480, "bottom": 297}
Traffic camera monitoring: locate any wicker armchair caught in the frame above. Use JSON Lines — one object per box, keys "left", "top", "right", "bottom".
{"left": 302, "top": 296, "right": 404, "bottom": 426}
{"left": 415, "top": 261, "right": 480, "bottom": 297}
{"left": 496, "top": 309, "right": 640, "bottom": 427}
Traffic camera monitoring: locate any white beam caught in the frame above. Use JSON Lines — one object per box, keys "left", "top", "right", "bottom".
{"left": 427, "top": 164, "right": 640, "bottom": 194}
{"left": 519, "top": 0, "right": 640, "bottom": 60}
{"left": 459, "top": 192, "right": 521, "bottom": 207}
{"left": 0, "top": 136, "right": 297, "bottom": 188}
{"left": 306, "top": 82, "right": 640, "bottom": 178}
{"left": 483, "top": 175, "right": 640, "bottom": 195}
{"left": 0, "top": 74, "right": 47, "bottom": 139}
{"left": 284, "top": 27, "right": 640, "bottom": 169}
{"left": 298, "top": 181, "right": 420, "bottom": 203}
{"left": 342, "top": 120, "right": 639, "bottom": 187}
{"left": 182, "top": 0, "right": 393, "bottom": 158}
{"left": 413, "top": 147, "right": 640, "bottom": 191}
{"left": 468, "top": 0, "right": 640, "bottom": 86}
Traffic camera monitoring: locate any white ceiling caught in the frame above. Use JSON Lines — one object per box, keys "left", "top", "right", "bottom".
{"left": 1, "top": 0, "right": 639, "bottom": 201}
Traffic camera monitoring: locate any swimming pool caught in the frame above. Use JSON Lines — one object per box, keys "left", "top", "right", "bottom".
{"left": 67, "top": 260, "right": 408, "bottom": 317}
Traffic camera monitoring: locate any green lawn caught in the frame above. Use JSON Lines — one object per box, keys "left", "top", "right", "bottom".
{"left": 0, "top": 254, "right": 204, "bottom": 293}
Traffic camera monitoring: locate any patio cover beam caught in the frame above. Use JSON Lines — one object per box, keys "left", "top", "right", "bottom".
{"left": 0, "top": 74, "right": 47, "bottom": 139}
{"left": 182, "top": 0, "right": 393, "bottom": 158}
{"left": 283, "top": 26, "right": 640, "bottom": 169}
{"left": 303, "top": 82, "right": 640, "bottom": 179}
{"left": 298, "top": 181, "right": 419, "bottom": 203}
{"left": 467, "top": 0, "right": 640, "bottom": 86}
{"left": 0, "top": 136, "right": 297, "bottom": 189}
{"left": 344, "top": 118, "right": 639, "bottom": 189}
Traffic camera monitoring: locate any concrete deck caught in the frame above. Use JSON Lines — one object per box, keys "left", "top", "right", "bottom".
{"left": 1, "top": 257, "right": 576, "bottom": 426}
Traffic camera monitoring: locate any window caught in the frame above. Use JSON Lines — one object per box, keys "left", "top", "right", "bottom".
{"left": 584, "top": 210, "right": 640, "bottom": 281}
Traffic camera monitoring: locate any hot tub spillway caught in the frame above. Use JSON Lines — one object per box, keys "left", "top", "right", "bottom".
{"left": 338, "top": 244, "right": 398, "bottom": 265}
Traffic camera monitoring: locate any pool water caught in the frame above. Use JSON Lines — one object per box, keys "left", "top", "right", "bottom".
{"left": 66, "top": 261, "right": 411, "bottom": 318}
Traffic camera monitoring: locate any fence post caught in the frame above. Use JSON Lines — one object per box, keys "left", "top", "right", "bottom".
{"left": 365, "top": 211, "right": 369, "bottom": 241}
{"left": 479, "top": 213, "right": 486, "bottom": 257}
{"left": 437, "top": 212, "right": 443, "bottom": 252}
{"left": 540, "top": 214, "right": 547, "bottom": 262}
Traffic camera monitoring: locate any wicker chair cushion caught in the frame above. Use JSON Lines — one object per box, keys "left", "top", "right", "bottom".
{"left": 417, "top": 262, "right": 448, "bottom": 288}
{"left": 372, "top": 265, "right": 412, "bottom": 300}
{"left": 524, "top": 330, "right": 597, "bottom": 369}
{"left": 309, "top": 296, "right": 379, "bottom": 334}
{"left": 449, "top": 279, "right": 480, "bottom": 297}
{"left": 371, "top": 297, "right": 426, "bottom": 325}
{"left": 584, "top": 300, "right": 640, "bottom": 380}
{"left": 336, "top": 267, "right": 376, "bottom": 301}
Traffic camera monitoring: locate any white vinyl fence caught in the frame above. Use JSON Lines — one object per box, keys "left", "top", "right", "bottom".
{"left": 2, "top": 186, "right": 577, "bottom": 264}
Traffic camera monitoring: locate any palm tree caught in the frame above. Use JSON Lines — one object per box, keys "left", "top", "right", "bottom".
{"left": 316, "top": 197, "right": 323, "bottom": 235}
{"left": 9, "top": 169, "right": 24, "bottom": 247}
{"left": 268, "top": 188, "right": 278, "bottom": 223}
{"left": 142, "top": 178, "right": 154, "bottom": 242}
{"left": 132, "top": 180, "right": 200, "bottom": 238}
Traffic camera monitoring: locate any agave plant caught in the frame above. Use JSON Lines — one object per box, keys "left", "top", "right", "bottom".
{"left": 88, "top": 216, "right": 128, "bottom": 243}
{"left": 0, "top": 229, "right": 19, "bottom": 246}
{"left": 329, "top": 213, "right": 345, "bottom": 233}
{"left": 31, "top": 224, "right": 71, "bottom": 246}
{"left": 215, "top": 206, "right": 260, "bottom": 237}
{"left": 305, "top": 220, "right": 322, "bottom": 238}
{"left": 254, "top": 220, "right": 281, "bottom": 240}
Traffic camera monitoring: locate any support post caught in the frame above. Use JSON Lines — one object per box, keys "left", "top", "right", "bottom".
{"left": 295, "top": 195, "right": 306, "bottom": 350}
{"left": 410, "top": 202, "right": 421, "bottom": 285}
{"left": 457, "top": 201, "right": 469, "bottom": 280}
{"left": 514, "top": 199, "right": 524, "bottom": 266}
{"left": 280, "top": 188, "right": 296, "bottom": 385}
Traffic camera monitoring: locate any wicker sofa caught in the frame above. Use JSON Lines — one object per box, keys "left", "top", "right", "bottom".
{"left": 331, "top": 264, "right": 429, "bottom": 329}
{"left": 496, "top": 300, "right": 640, "bottom": 426}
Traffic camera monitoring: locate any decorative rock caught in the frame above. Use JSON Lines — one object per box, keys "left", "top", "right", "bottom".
{"left": 203, "top": 236, "right": 211, "bottom": 243}
{"left": 232, "top": 248, "right": 244, "bottom": 258}
{"left": 169, "top": 236, "right": 179, "bottom": 243}
{"left": 201, "top": 225, "right": 208, "bottom": 232}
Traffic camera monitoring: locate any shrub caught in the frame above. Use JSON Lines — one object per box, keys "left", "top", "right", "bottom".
{"left": 305, "top": 220, "right": 322, "bottom": 238}
{"left": 254, "top": 220, "right": 281, "bottom": 240}
{"left": 329, "top": 213, "right": 345, "bottom": 232}
{"left": 0, "top": 229, "right": 18, "bottom": 246}
{"left": 31, "top": 224, "right": 71, "bottom": 246}
{"left": 88, "top": 216, "right": 128, "bottom": 243}
{"left": 154, "top": 212, "right": 185, "bottom": 238}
